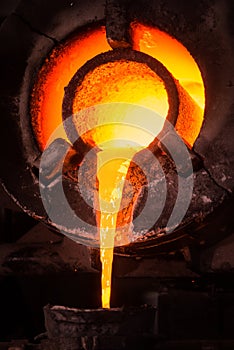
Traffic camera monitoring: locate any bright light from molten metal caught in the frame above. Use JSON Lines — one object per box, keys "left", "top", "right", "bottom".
{"left": 31, "top": 23, "right": 205, "bottom": 309}
{"left": 31, "top": 23, "right": 205, "bottom": 150}
{"left": 72, "top": 59, "right": 169, "bottom": 308}
{"left": 72, "top": 60, "right": 169, "bottom": 148}
{"left": 131, "top": 22, "right": 205, "bottom": 146}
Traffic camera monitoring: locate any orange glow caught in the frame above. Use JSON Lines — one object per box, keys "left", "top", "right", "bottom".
{"left": 31, "top": 22, "right": 205, "bottom": 150}
{"left": 131, "top": 22, "right": 205, "bottom": 146}
{"left": 31, "top": 26, "right": 110, "bottom": 150}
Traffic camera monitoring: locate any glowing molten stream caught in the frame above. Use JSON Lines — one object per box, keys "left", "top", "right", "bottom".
{"left": 72, "top": 61, "right": 169, "bottom": 308}
{"left": 97, "top": 153, "right": 133, "bottom": 308}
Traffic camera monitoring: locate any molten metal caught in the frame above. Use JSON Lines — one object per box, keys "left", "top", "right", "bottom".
{"left": 31, "top": 23, "right": 205, "bottom": 309}
{"left": 72, "top": 60, "right": 169, "bottom": 148}
{"left": 31, "top": 23, "right": 205, "bottom": 150}
{"left": 64, "top": 51, "right": 177, "bottom": 308}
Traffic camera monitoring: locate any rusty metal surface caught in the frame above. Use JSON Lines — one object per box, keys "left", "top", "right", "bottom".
{"left": 44, "top": 304, "right": 156, "bottom": 350}
{"left": 105, "top": 0, "right": 132, "bottom": 49}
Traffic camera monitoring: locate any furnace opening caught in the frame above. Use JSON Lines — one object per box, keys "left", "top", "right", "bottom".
{"left": 30, "top": 22, "right": 205, "bottom": 151}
